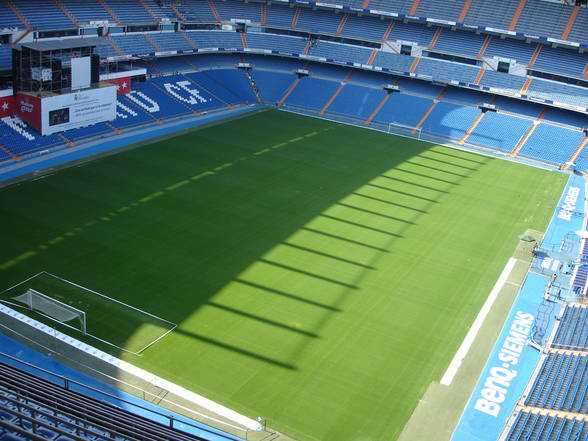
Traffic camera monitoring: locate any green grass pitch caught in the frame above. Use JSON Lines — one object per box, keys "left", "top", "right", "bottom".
{"left": 0, "top": 110, "right": 567, "bottom": 441}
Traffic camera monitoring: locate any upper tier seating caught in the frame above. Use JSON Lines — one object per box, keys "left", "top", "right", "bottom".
{"left": 414, "top": 0, "right": 465, "bottom": 22}
{"left": 296, "top": 7, "right": 341, "bottom": 35}
{"left": 515, "top": 0, "right": 570, "bottom": 38}
{"left": 265, "top": 3, "right": 296, "bottom": 28}
{"left": 104, "top": 0, "right": 161, "bottom": 24}
{"left": 0, "top": 1, "right": 26, "bottom": 29}
{"left": 215, "top": 0, "right": 261, "bottom": 22}
{"left": 532, "top": 46, "right": 587, "bottom": 78}
{"left": 177, "top": 0, "right": 217, "bottom": 23}
{"left": 433, "top": 29, "right": 486, "bottom": 57}
{"left": 309, "top": 41, "right": 372, "bottom": 64}
{"left": 149, "top": 32, "right": 196, "bottom": 52}
{"left": 11, "top": 0, "right": 74, "bottom": 30}
{"left": 60, "top": 0, "right": 113, "bottom": 24}
{"left": 246, "top": 32, "right": 308, "bottom": 54}
{"left": 414, "top": 58, "right": 480, "bottom": 84}
{"left": 526, "top": 79, "right": 588, "bottom": 109}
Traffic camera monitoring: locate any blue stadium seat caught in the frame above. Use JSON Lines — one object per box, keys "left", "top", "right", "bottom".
{"left": 296, "top": 8, "right": 341, "bottom": 35}
{"left": 309, "top": 41, "right": 372, "bottom": 64}
{"left": 372, "top": 93, "right": 434, "bottom": 127}
{"left": 149, "top": 32, "right": 195, "bottom": 52}
{"left": 283, "top": 77, "right": 341, "bottom": 110}
{"left": 414, "top": 0, "right": 465, "bottom": 22}
{"left": 60, "top": 0, "right": 112, "bottom": 24}
{"left": 424, "top": 102, "right": 481, "bottom": 140}
{"left": 327, "top": 84, "right": 388, "bottom": 120}
{"left": 343, "top": 14, "right": 389, "bottom": 41}
{"left": 246, "top": 32, "right": 307, "bottom": 54}
{"left": 250, "top": 70, "right": 296, "bottom": 104}
{"left": 12, "top": 0, "right": 74, "bottom": 30}
{"left": 532, "top": 46, "right": 587, "bottom": 78}
{"left": 467, "top": 112, "right": 533, "bottom": 153}
{"left": 176, "top": 0, "right": 217, "bottom": 23}
{"left": 214, "top": 0, "right": 261, "bottom": 22}
{"left": 518, "top": 123, "right": 585, "bottom": 165}
{"left": 149, "top": 74, "right": 229, "bottom": 111}
{"left": 434, "top": 29, "right": 486, "bottom": 57}
{"left": 104, "top": 0, "right": 161, "bottom": 24}
{"left": 527, "top": 79, "right": 588, "bottom": 109}
{"left": 515, "top": 0, "right": 569, "bottom": 40}
{"left": 185, "top": 69, "right": 257, "bottom": 105}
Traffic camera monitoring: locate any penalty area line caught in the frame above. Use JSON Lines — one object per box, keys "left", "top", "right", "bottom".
{"left": 440, "top": 257, "right": 517, "bottom": 387}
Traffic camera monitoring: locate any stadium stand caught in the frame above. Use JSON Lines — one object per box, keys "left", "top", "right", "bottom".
{"left": 518, "top": 123, "right": 585, "bottom": 165}
{"left": 505, "top": 410, "right": 588, "bottom": 441}
{"left": 465, "top": 111, "right": 533, "bottom": 153}
{"left": 11, "top": 0, "right": 74, "bottom": 30}
{"left": 532, "top": 45, "right": 587, "bottom": 78}
{"left": 309, "top": 41, "right": 372, "bottom": 64}
{"left": 342, "top": 14, "right": 389, "bottom": 41}
{"left": 0, "top": 358, "right": 216, "bottom": 441}
{"left": 433, "top": 29, "right": 486, "bottom": 58}
{"left": 177, "top": 0, "right": 217, "bottom": 23}
{"left": 104, "top": 0, "right": 161, "bottom": 24}
{"left": 515, "top": 0, "right": 570, "bottom": 39}
{"left": 526, "top": 79, "right": 588, "bottom": 108}
{"left": 283, "top": 77, "right": 341, "bottom": 111}
{"left": 414, "top": 0, "right": 465, "bottom": 22}
{"left": 250, "top": 70, "right": 293, "bottom": 104}
{"left": 525, "top": 351, "right": 588, "bottom": 412}
{"left": 372, "top": 93, "right": 434, "bottom": 128}
{"left": 424, "top": 101, "right": 481, "bottom": 140}
{"left": 215, "top": 0, "right": 262, "bottom": 22}
{"left": 552, "top": 304, "right": 588, "bottom": 351}
{"left": 327, "top": 84, "right": 388, "bottom": 120}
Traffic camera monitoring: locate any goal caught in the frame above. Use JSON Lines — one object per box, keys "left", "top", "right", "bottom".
{"left": 13, "top": 288, "right": 87, "bottom": 335}
{"left": 387, "top": 121, "right": 422, "bottom": 140}
{"left": 0, "top": 272, "right": 176, "bottom": 355}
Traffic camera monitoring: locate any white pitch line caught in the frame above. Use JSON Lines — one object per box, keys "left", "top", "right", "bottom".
{"left": 0, "top": 303, "right": 262, "bottom": 432}
{"left": 440, "top": 257, "right": 517, "bottom": 386}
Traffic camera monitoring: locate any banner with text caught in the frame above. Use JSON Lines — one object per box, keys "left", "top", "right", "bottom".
{"left": 41, "top": 86, "right": 117, "bottom": 135}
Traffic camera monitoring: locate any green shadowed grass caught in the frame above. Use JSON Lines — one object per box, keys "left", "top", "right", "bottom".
{"left": 0, "top": 110, "right": 567, "bottom": 441}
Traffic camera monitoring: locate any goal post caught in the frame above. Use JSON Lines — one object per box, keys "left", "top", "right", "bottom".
{"left": 387, "top": 121, "right": 422, "bottom": 140}
{"left": 0, "top": 272, "right": 176, "bottom": 356}
{"left": 14, "top": 288, "right": 87, "bottom": 335}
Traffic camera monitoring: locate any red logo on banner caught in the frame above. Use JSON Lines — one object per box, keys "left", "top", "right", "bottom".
{"left": 15, "top": 93, "right": 42, "bottom": 131}
{"left": 0, "top": 95, "right": 14, "bottom": 117}
{"left": 107, "top": 77, "right": 131, "bottom": 95}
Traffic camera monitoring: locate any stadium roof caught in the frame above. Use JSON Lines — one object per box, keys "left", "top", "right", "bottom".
{"left": 18, "top": 38, "right": 109, "bottom": 52}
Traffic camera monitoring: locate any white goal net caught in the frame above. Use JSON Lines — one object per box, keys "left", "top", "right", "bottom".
{"left": 387, "top": 122, "right": 422, "bottom": 140}
{"left": 13, "top": 288, "right": 86, "bottom": 335}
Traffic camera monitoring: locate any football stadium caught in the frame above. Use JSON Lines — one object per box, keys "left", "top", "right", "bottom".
{"left": 0, "top": 1, "right": 587, "bottom": 441}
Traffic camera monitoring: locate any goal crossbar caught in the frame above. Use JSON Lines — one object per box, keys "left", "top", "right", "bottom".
{"left": 387, "top": 122, "right": 422, "bottom": 139}
{"left": 13, "top": 288, "right": 87, "bottom": 335}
